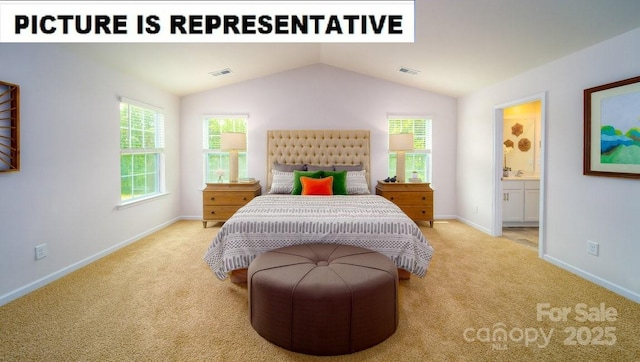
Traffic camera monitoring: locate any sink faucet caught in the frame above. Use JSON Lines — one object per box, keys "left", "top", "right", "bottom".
{"left": 516, "top": 170, "right": 525, "bottom": 177}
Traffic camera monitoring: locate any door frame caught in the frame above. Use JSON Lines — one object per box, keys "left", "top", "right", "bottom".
{"left": 492, "top": 92, "right": 547, "bottom": 258}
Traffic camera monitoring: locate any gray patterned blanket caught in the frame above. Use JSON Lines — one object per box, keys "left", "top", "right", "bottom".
{"left": 203, "top": 194, "right": 435, "bottom": 280}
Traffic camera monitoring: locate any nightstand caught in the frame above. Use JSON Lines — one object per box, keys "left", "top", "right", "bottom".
{"left": 375, "top": 180, "right": 434, "bottom": 227}
{"left": 202, "top": 180, "right": 261, "bottom": 227}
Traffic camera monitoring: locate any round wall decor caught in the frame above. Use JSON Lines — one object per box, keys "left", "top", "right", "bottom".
{"left": 518, "top": 138, "right": 531, "bottom": 152}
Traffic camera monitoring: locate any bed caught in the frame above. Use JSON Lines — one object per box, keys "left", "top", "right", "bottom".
{"left": 203, "top": 130, "right": 434, "bottom": 282}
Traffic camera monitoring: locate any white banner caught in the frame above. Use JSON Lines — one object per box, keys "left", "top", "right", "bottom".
{"left": 0, "top": 1, "right": 414, "bottom": 43}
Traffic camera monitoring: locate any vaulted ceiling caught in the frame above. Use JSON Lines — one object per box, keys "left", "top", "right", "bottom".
{"left": 64, "top": 0, "right": 640, "bottom": 98}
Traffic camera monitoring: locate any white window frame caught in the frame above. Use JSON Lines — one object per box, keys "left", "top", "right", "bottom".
{"left": 203, "top": 115, "right": 248, "bottom": 183}
{"left": 119, "top": 97, "right": 166, "bottom": 206}
{"left": 388, "top": 116, "right": 433, "bottom": 183}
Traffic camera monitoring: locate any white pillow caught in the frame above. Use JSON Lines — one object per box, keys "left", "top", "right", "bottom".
{"left": 269, "top": 170, "right": 294, "bottom": 194}
{"left": 346, "top": 170, "right": 370, "bottom": 194}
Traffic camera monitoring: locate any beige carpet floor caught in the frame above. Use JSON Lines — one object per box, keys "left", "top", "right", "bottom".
{"left": 1, "top": 219, "right": 638, "bottom": 361}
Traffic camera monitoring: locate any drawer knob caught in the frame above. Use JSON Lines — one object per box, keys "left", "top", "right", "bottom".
{"left": 390, "top": 197, "right": 394, "bottom": 201}
{"left": 243, "top": 197, "right": 247, "bottom": 201}
{"left": 421, "top": 210, "right": 426, "bottom": 214}
{"left": 422, "top": 197, "right": 426, "bottom": 200}
{"left": 210, "top": 197, "right": 215, "bottom": 201}
{"left": 210, "top": 211, "right": 215, "bottom": 214}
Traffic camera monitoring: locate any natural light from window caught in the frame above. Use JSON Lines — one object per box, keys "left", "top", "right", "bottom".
{"left": 119, "top": 98, "right": 165, "bottom": 202}
{"left": 388, "top": 117, "right": 432, "bottom": 182}
{"left": 203, "top": 116, "right": 248, "bottom": 183}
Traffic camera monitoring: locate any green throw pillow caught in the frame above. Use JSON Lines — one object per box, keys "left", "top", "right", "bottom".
{"left": 321, "top": 170, "right": 348, "bottom": 195}
{"left": 291, "top": 170, "right": 323, "bottom": 195}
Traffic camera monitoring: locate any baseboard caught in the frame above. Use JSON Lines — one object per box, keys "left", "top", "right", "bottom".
{"left": 180, "top": 215, "right": 202, "bottom": 221}
{"left": 543, "top": 254, "right": 640, "bottom": 304}
{"left": 455, "top": 216, "right": 492, "bottom": 235}
{"left": 434, "top": 214, "right": 457, "bottom": 221}
{"left": 0, "top": 217, "right": 180, "bottom": 307}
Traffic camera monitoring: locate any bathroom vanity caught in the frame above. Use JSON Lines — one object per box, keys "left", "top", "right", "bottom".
{"left": 502, "top": 177, "right": 539, "bottom": 226}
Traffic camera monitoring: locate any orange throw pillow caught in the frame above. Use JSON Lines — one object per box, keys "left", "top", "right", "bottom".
{"left": 300, "top": 176, "right": 334, "bottom": 195}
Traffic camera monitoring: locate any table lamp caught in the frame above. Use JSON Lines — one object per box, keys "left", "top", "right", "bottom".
{"left": 221, "top": 132, "right": 246, "bottom": 182}
{"left": 389, "top": 133, "right": 414, "bottom": 183}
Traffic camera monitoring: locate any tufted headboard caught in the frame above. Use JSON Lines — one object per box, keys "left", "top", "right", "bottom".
{"left": 266, "top": 130, "right": 371, "bottom": 191}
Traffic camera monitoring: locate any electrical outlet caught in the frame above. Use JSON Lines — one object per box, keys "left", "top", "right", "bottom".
{"left": 587, "top": 240, "right": 599, "bottom": 256}
{"left": 35, "top": 244, "right": 48, "bottom": 260}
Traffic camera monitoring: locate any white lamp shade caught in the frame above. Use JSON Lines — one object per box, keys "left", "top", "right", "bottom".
{"left": 389, "top": 134, "right": 414, "bottom": 151}
{"left": 221, "top": 132, "right": 246, "bottom": 151}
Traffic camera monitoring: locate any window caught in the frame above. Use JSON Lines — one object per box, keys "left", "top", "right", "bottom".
{"left": 0, "top": 81, "right": 20, "bottom": 172}
{"left": 120, "top": 98, "right": 165, "bottom": 202}
{"left": 203, "top": 116, "right": 248, "bottom": 183}
{"left": 388, "top": 117, "right": 432, "bottom": 182}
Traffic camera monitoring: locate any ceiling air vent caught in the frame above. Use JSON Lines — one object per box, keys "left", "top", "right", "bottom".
{"left": 398, "top": 66, "right": 420, "bottom": 75}
{"left": 209, "top": 68, "right": 232, "bottom": 77}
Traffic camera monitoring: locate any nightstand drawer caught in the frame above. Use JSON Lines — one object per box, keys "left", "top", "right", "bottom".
{"left": 202, "top": 181, "right": 262, "bottom": 227}
{"left": 203, "top": 206, "right": 243, "bottom": 220}
{"left": 203, "top": 191, "right": 257, "bottom": 206}
{"left": 401, "top": 206, "right": 433, "bottom": 220}
{"left": 381, "top": 192, "right": 430, "bottom": 205}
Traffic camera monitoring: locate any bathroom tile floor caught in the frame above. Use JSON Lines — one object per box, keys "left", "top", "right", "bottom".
{"left": 502, "top": 227, "right": 539, "bottom": 249}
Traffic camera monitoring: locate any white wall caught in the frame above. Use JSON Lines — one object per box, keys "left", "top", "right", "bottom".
{"left": 0, "top": 44, "right": 181, "bottom": 305}
{"left": 180, "top": 64, "right": 457, "bottom": 219}
{"left": 457, "top": 28, "right": 640, "bottom": 301}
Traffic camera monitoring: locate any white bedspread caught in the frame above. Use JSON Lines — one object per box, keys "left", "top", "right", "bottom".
{"left": 203, "top": 194, "right": 435, "bottom": 280}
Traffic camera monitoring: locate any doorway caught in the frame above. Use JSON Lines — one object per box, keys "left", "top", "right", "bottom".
{"left": 492, "top": 93, "right": 546, "bottom": 258}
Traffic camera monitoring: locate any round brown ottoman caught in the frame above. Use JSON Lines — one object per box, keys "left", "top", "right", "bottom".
{"left": 248, "top": 243, "right": 398, "bottom": 356}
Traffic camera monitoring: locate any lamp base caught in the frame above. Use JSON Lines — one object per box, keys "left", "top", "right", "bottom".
{"left": 229, "top": 150, "right": 239, "bottom": 183}
{"left": 396, "top": 151, "right": 406, "bottom": 183}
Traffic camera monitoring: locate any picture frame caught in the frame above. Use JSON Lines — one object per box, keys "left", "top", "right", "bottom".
{"left": 584, "top": 75, "right": 640, "bottom": 179}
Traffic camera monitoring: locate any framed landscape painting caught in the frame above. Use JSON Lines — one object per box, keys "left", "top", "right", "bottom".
{"left": 584, "top": 75, "right": 640, "bottom": 179}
